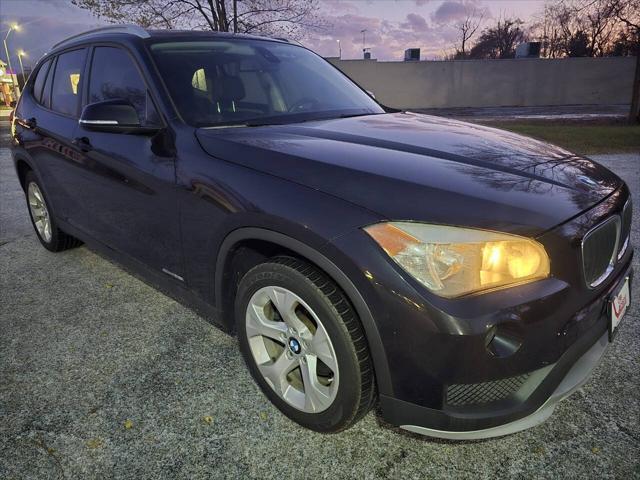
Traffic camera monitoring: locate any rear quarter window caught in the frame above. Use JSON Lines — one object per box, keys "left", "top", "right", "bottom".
{"left": 32, "top": 59, "right": 52, "bottom": 104}
{"left": 41, "top": 59, "right": 55, "bottom": 109}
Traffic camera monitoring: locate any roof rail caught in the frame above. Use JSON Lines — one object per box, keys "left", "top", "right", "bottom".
{"left": 273, "top": 37, "right": 303, "bottom": 46}
{"left": 51, "top": 24, "right": 150, "bottom": 50}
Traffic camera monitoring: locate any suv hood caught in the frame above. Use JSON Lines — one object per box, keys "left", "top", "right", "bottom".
{"left": 196, "top": 112, "right": 621, "bottom": 236}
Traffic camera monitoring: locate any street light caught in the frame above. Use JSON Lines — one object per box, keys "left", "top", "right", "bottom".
{"left": 3, "top": 23, "right": 20, "bottom": 99}
{"left": 337, "top": 39, "right": 341, "bottom": 59}
{"left": 17, "top": 50, "right": 26, "bottom": 87}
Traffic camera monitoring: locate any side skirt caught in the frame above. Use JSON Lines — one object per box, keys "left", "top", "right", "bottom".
{"left": 57, "top": 217, "right": 227, "bottom": 332}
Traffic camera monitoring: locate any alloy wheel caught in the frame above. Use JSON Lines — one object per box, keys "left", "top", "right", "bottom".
{"left": 245, "top": 285, "right": 339, "bottom": 413}
{"left": 27, "top": 182, "right": 52, "bottom": 243}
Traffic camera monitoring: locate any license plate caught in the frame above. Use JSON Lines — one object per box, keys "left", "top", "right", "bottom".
{"left": 609, "top": 276, "right": 630, "bottom": 341}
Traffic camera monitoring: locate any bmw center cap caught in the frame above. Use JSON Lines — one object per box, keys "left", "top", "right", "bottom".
{"left": 288, "top": 337, "right": 302, "bottom": 355}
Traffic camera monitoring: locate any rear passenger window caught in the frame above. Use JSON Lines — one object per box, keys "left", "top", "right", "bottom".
{"left": 89, "top": 46, "right": 159, "bottom": 125}
{"left": 32, "top": 59, "right": 51, "bottom": 104}
{"left": 50, "top": 48, "right": 87, "bottom": 116}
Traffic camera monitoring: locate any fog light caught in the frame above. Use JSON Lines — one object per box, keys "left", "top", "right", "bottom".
{"left": 486, "top": 321, "right": 522, "bottom": 358}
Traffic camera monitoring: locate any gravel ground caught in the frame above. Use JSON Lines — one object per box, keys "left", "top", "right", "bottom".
{"left": 1, "top": 131, "right": 639, "bottom": 479}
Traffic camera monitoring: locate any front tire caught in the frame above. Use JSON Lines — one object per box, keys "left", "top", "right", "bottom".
{"left": 235, "top": 256, "right": 375, "bottom": 433}
{"left": 24, "top": 171, "right": 82, "bottom": 252}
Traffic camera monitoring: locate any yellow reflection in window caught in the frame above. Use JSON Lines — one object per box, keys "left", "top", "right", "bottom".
{"left": 69, "top": 73, "right": 80, "bottom": 95}
{"left": 192, "top": 68, "right": 206, "bottom": 92}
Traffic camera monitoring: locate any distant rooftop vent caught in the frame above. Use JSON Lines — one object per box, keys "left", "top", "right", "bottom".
{"left": 515, "top": 42, "right": 541, "bottom": 58}
{"left": 404, "top": 48, "right": 420, "bottom": 61}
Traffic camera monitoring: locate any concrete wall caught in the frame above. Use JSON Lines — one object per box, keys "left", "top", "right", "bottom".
{"left": 326, "top": 56, "right": 636, "bottom": 109}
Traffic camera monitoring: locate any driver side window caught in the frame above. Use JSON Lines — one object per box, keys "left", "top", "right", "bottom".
{"left": 88, "top": 46, "right": 160, "bottom": 126}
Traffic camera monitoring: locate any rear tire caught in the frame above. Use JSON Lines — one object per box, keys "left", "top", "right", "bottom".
{"left": 24, "top": 171, "right": 82, "bottom": 252}
{"left": 235, "top": 256, "right": 375, "bottom": 433}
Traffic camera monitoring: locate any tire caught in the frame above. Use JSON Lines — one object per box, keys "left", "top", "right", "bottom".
{"left": 235, "top": 256, "right": 375, "bottom": 433}
{"left": 24, "top": 171, "right": 82, "bottom": 252}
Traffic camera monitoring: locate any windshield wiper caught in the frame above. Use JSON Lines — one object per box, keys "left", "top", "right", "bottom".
{"left": 203, "top": 111, "right": 383, "bottom": 129}
{"left": 245, "top": 112, "right": 381, "bottom": 126}
{"left": 337, "top": 112, "right": 381, "bottom": 119}
{"left": 202, "top": 119, "right": 283, "bottom": 128}
{"left": 244, "top": 119, "right": 288, "bottom": 127}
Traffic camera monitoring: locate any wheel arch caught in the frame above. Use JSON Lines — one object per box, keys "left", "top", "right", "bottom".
{"left": 14, "top": 156, "right": 34, "bottom": 191}
{"left": 215, "top": 227, "right": 393, "bottom": 397}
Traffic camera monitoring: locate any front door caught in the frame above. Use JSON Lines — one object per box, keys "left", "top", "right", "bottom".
{"left": 71, "top": 45, "right": 181, "bottom": 277}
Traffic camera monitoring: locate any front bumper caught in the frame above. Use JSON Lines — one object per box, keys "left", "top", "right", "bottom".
{"left": 376, "top": 262, "right": 632, "bottom": 439}
{"left": 400, "top": 330, "right": 609, "bottom": 440}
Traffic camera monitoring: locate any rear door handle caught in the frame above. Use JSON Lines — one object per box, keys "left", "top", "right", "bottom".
{"left": 72, "top": 136, "right": 92, "bottom": 152}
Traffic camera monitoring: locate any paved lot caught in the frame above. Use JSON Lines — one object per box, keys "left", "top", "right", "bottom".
{"left": 1, "top": 127, "right": 639, "bottom": 478}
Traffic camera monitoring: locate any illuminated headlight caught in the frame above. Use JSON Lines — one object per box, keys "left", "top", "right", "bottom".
{"left": 364, "top": 222, "right": 550, "bottom": 298}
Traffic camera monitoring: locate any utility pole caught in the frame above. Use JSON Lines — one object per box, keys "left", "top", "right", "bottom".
{"left": 17, "top": 50, "right": 26, "bottom": 88}
{"left": 337, "top": 39, "right": 341, "bottom": 59}
{"left": 361, "top": 29, "right": 366, "bottom": 54}
{"left": 233, "top": 0, "right": 238, "bottom": 33}
{"left": 630, "top": 54, "right": 639, "bottom": 123}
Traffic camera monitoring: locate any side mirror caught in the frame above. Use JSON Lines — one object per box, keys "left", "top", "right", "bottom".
{"left": 79, "top": 99, "right": 159, "bottom": 134}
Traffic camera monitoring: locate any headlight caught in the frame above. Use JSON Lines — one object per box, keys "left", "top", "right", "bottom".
{"left": 364, "top": 222, "right": 550, "bottom": 298}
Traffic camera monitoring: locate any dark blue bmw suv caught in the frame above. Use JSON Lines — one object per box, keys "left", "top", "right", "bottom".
{"left": 10, "top": 25, "right": 633, "bottom": 439}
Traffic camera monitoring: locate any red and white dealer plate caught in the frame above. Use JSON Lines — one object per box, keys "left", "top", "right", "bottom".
{"left": 609, "top": 276, "right": 630, "bottom": 341}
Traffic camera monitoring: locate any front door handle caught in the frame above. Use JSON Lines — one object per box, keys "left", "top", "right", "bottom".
{"left": 72, "top": 136, "right": 92, "bottom": 152}
{"left": 16, "top": 116, "right": 37, "bottom": 129}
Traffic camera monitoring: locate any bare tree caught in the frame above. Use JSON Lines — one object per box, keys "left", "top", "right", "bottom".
{"left": 608, "top": 0, "right": 640, "bottom": 29}
{"left": 530, "top": 0, "right": 638, "bottom": 57}
{"left": 543, "top": 1, "right": 597, "bottom": 57}
{"left": 453, "top": 7, "right": 485, "bottom": 59}
{"left": 530, "top": 3, "right": 565, "bottom": 58}
{"left": 469, "top": 18, "right": 527, "bottom": 59}
{"left": 72, "top": 0, "right": 325, "bottom": 40}
{"left": 582, "top": 0, "right": 619, "bottom": 56}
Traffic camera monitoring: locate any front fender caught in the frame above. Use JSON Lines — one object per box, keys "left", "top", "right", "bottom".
{"left": 214, "top": 226, "right": 393, "bottom": 397}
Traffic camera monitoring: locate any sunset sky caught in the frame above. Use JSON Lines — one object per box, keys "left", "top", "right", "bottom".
{"left": 0, "top": 0, "right": 547, "bottom": 68}
{"left": 315, "top": 0, "right": 545, "bottom": 60}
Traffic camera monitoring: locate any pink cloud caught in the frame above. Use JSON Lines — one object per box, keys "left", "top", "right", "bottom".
{"left": 307, "top": 0, "right": 504, "bottom": 60}
{"left": 431, "top": 1, "right": 470, "bottom": 24}
{"left": 309, "top": 9, "right": 456, "bottom": 60}
{"left": 401, "top": 13, "right": 428, "bottom": 31}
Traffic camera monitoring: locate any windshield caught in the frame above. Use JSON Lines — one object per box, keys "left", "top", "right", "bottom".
{"left": 149, "top": 39, "right": 384, "bottom": 127}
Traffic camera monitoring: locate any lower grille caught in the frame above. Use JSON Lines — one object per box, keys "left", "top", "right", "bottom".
{"left": 582, "top": 216, "right": 619, "bottom": 287}
{"left": 446, "top": 374, "right": 530, "bottom": 406}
